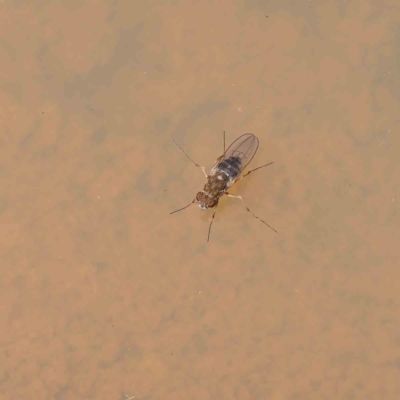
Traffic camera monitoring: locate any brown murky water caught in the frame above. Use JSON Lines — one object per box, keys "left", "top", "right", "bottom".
{"left": 1, "top": 1, "right": 399, "bottom": 399}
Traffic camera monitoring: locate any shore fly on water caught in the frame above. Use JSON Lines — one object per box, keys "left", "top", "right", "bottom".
{"left": 170, "top": 132, "right": 277, "bottom": 242}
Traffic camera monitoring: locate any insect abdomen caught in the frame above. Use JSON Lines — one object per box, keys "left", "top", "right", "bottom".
{"left": 218, "top": 156, "right": 242, "bottom": 180}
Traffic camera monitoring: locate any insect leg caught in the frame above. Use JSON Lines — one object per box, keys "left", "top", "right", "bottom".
{"left": 207, "top": 206, "right": 218, "bottom": 242}
{"left": 226, "top": 193, "right": 277, "bottom": 233}
{"left": 170, "top": 199, "right": 195, "bottom": 214}
{"left": 240, "top": 162, "right": 274, "bottom": 180}
{"left": 171, "top": 139, "right": 207, "bottom": 178}
{"left": 223, "top": 131, "right": 226, "bottom": 154}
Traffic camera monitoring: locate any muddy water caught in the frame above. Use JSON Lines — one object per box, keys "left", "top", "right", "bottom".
{"left": 1, "top": 1, "right": 399, "bottom": 399}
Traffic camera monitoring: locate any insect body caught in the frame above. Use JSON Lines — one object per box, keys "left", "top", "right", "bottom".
{"left": 171, "top": 132, "right": 277, "bottom": 241}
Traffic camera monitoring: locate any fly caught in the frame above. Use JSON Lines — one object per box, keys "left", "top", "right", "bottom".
{"left": 170, "top": 132, "right": 277, "bottom": 242}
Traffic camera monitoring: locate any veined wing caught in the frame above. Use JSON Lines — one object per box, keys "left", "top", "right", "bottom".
{"left": 211, "top": 133, "right": 259, "bottom": 176}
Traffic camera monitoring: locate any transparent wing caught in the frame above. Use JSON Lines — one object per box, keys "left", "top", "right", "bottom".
{"left": 214, "top": 133, "right": 259, "bottom": 174}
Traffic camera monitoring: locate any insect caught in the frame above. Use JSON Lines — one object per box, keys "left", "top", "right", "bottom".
{"left": 170, "top": 132, "right": 277, "bottom": 241}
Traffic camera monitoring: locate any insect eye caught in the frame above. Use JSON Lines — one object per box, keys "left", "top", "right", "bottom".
{"left": 196, "top": 192, "right": 203, "bottom": 202}
{"left": 207, "top": 198, "right": 217, "bottom": 208}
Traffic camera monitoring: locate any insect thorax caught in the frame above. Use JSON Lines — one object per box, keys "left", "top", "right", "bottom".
{"left": 196, "top": 156, "right": 243, "bottom": 210}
